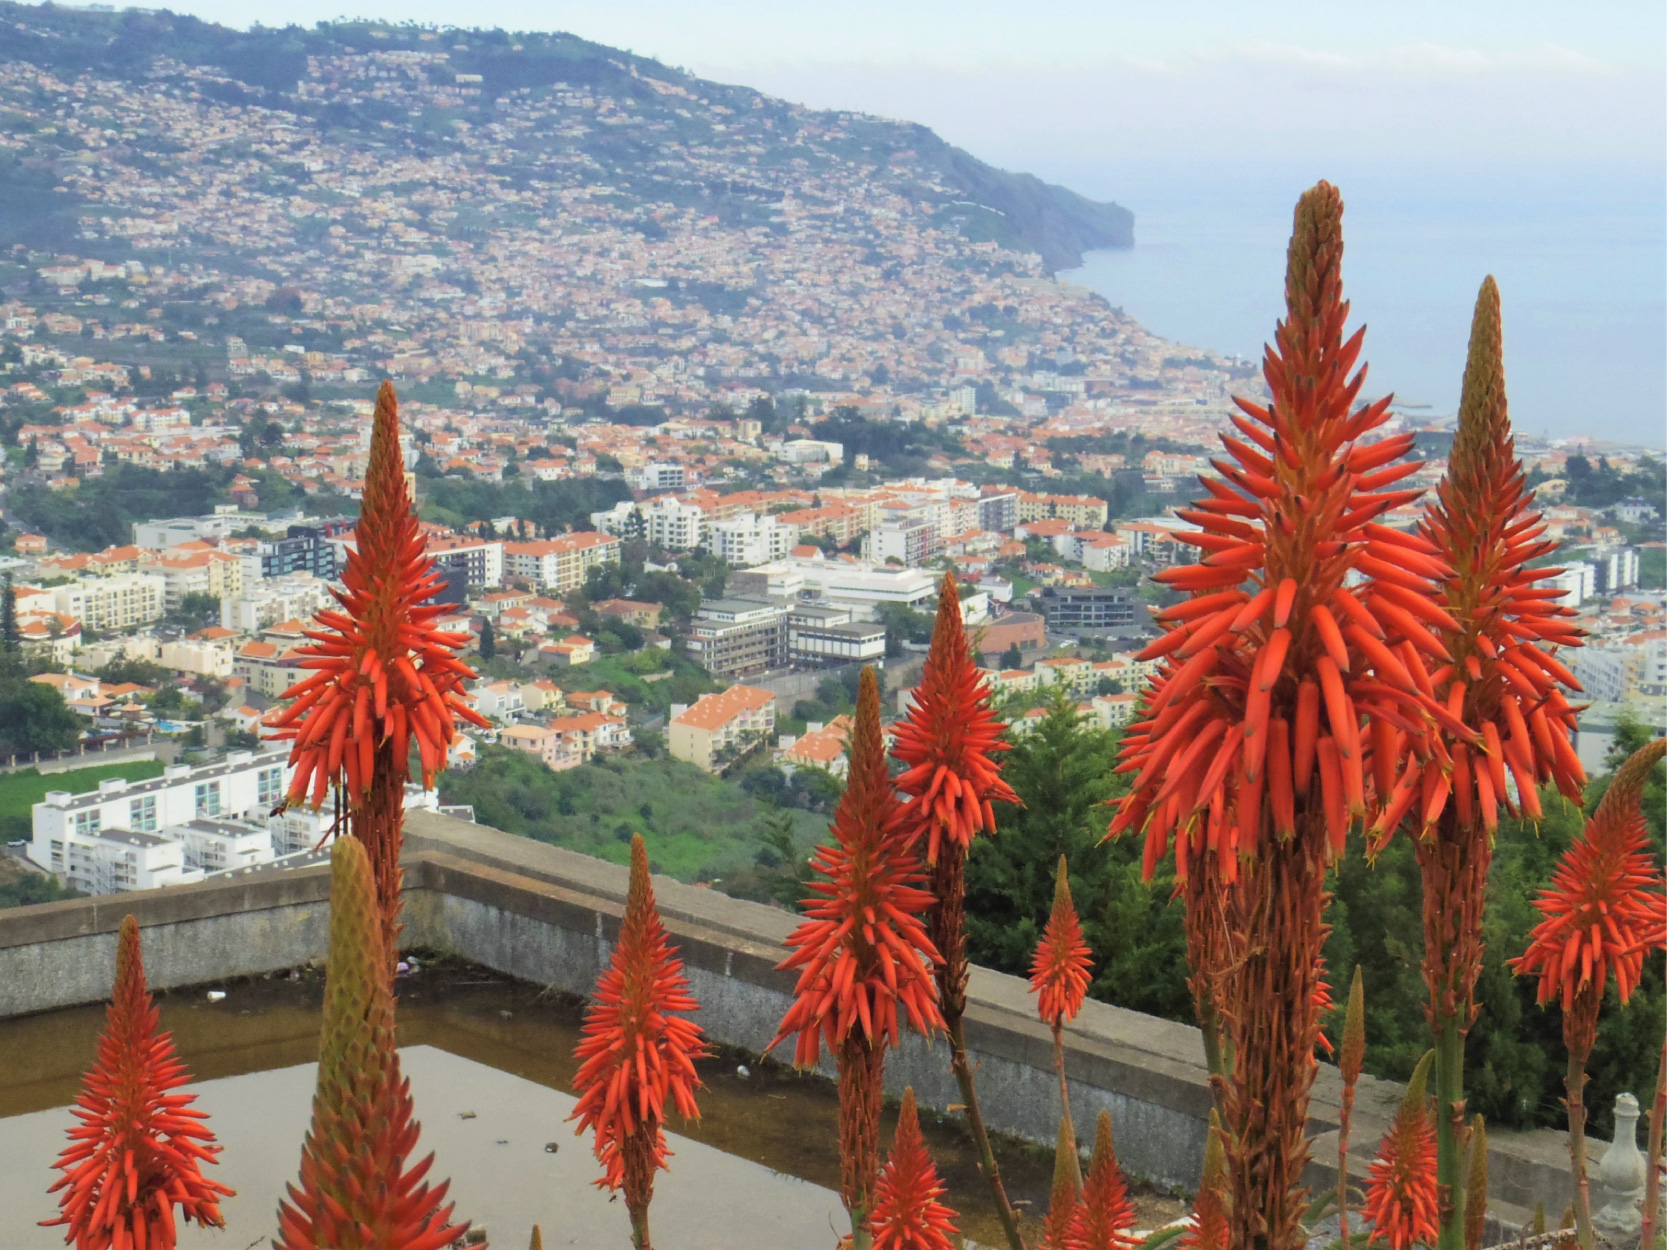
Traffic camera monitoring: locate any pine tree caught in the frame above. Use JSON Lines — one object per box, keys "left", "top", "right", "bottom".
{"left": 479, "top": 617, "right": 497, "bottom": 662}
{"left": 1, "top": 572, "right": 17, "bottom": 656}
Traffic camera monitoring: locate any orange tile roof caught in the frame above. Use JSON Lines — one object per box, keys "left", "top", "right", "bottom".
{"left": 673, "top": 684, "right": 775, "bottom": 731}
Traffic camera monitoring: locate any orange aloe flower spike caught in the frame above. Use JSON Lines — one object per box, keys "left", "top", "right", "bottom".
{"left": 1040, "top": 1111, "right": 1084, "bottom": 1250}
{"left": 892, "top": 569, "right": 1019, "bottom": 865}
{"left": 268, "top": 381, "right": 487, "bottom": 940}
{"left": 1362, "top": 1051, "right": 1440, "bottom": 1250}
{"left": 43, "top": 915, "right": 233, "bottom": 1250}
{"left": 1031, "top": 855, "right": 1093, "bottom": 1031}
{"left": 571, "top": 833, "right": 707, "bottom": 1249}
{"left": 870, "top": 1088, "right": 959, "bottom": 1250}
{"left": 1065, "top": 1110, "right": 1140, "bottom": 1250}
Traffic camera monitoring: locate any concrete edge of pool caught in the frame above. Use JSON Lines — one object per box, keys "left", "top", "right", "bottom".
{"left": 0, "top": 809, "right": 1586, "bottom": 1231}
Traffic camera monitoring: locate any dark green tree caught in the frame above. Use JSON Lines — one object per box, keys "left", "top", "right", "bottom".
{"left": 0, "top": 678, "right": 80, "bottom": 757}
{"left": 1000, "top": 643, "right": 1023, "bottom": 671}
{"left": 478, "top": 618, "right": 496, "bottom": 661}
{"left": 1, "top": 574, "right": 17, "bottom": 655}
{"left": 966, "top": 689, "right": 1191, "bottom": 1022}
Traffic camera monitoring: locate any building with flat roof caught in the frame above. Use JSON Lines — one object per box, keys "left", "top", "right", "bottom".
{"left": 502, "top": 532, "right": 621, "bottom": 593}
{"left": 59, "top": 826, "right": 203, "bottom": 894}
{"left": 1037, "top": 586, "right": 1141, "bottom": 635}
{"left": 686, "top": 598, "right": 789, "bottom": 680}
{"left": 669, "top": 684, "right": 777, "bottom": 773}
{"left": 787, "top": 603, "right": 887, "bottom": 666}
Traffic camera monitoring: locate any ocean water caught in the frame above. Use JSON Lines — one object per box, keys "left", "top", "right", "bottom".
{"left": 1054, "top": 158, "right": 1666, "bottom": 447}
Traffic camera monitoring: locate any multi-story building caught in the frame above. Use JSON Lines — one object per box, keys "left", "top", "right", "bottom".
{"left": 787, "top": 603, "right": 887, "bottom": 667}
{"left": 628, "top": 462, "right": 687, "bottom": 492}
{"left": 709, "top": 512, "right": 792, "bottom": 568}
{"left": 867, "top": 515, "right": 940, "bottom": 567}
{"left": 1541, "top": 563, "right": 1596, "bottom": 607}
{"left": 52, "top": 573, "right": 167, "bottom": 631}
{"left": 1017, "top": 492, "right": 1110, "bottom": 529}
{"left": 1594, "top": 547, "right": 1640, "bottom": 595}
{"left": 500, "top": 723, "right": 578, "bottom": 770}
{"left": 1038, "top": 585, "right": 1141, "bottom": 635}
{"left": 425, "top": 533, "right": 505, "bottom": 589}
{"left": 977, "top": 490, "right": 1019, "bottom": 535}
{"left": 686, "top": 598, "right": 790, "bottom": 680}
{"left": 30, "top": 750, "right": 291, "bottom": 886}
{"left": 139, "top": 547, "right": 244, "bottom": 612}
{"left": 175, "top": 817, "right": 275, "bottom": 873}
{"left": 233, "top": 638, "right": 306, "bottom": 697}
{"left": 776, "top": 503, "right": 865, "bottom": 548}
{"left": 669, "top": 684, "right": 777, "bottom": 773}
{"left": 59, "top": 828, "right": 203, "bottom": 894}
{"left": 220, "top": 573, "right": 331, "bottom": 633}
{"left": 502, "top": 531, "right": 621, "bottom": 593}
{"left": 259, "top": 526, "right": 339, "bottom": 580}
{"left": 592, "top": 496, "right": 709, "bottom": 551}
{"left": 132, "top": 506, "right": 249, "bottom": 549}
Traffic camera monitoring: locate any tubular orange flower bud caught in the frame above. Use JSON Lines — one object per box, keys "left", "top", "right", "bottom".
{"left": 571, "top": 834, "right": 707, "bottom": 1250}
{"left": 42, "top": 916, "right": 233, "bottom": 1250}
{"left": 869, "top": 1088, "right": 959, "bottom": 1250}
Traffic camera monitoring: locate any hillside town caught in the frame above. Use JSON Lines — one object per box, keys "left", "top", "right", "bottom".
{"left": 0, "top": 15, "right": 1660, "bottom": 900}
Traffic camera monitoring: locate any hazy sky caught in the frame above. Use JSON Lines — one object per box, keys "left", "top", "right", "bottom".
{"left": 130, "top": 0, "right": 1664, "bottom": 175}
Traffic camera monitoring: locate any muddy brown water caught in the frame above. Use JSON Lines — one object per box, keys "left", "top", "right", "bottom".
{"left": 0, "top": 956, "right": 1187, "bottom": 1247}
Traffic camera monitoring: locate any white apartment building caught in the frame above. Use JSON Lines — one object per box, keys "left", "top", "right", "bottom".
{"left": 708, "top": 513, "right": 792, "bottom": 568}
{"left": 132, "top": 506, "right": 249, "bottom": 549}
{"left": 59, "top": 828, "right": 204, "bottom": 894}
{"left": 175, "top": 817, "right": 275, "bottom": 873}
{"left": 30, "top": 750, "right": 291, "bottom": 882}
{"left": 53, "top": 573, "right": 167, "bottom": 631}
{"left": 140, "top": 547, "right": 244, "bottom": 611}
{"left": 221, "top": 574, "right": 331, "bottom": 633}
{"left": 425, "top": 534, "right": 505, "bottom": 589}
{"left": 592, "top": 496, "right": 709, "bottom": 551}
{"left": 502, "top": 532, "right": 622, "bottom": 593}
{"left": 628, "top": 462, "right": 687, "bottom": 492}
{"left": 1541, "top": 563, "right": 1597, "bottom": 607}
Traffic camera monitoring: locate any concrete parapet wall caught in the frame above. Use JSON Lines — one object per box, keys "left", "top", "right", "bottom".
{"left": 0, "top": 811, "right": 1576, "bottom": 1224}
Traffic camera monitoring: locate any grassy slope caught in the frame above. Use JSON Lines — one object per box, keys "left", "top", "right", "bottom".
{"left": 0, "top": 759, "right": 166, "bottom": 840}
{"left": 439, "top": 747, "right": 824, "bottom": 883}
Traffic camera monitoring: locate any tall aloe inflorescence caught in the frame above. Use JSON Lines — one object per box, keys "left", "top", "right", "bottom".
{"left": 276, "top": 835, "right": 466, "bottom": 1250}
{"left": 1109, "top": 181, "right": 1442, "bottom": 1248}
{"left": 892, "top": 571, "right": 1024, "bottom": 1249}
{"left": 271, "top": 380, "right": 487, "bottom": 954}
{"left": 571, "top": 833, "right": 707, "bottom": 1250}
{"left": 774, "top": 666, "right": 943, "bottom": 1248}
{"left": 43, "top": 915, "right": 233, "bottom": 1250}
{"left": 1030, "top": 855, "right": 1093, "bottom": 1188}
{"left": 1509, "top": 738, "right": 1667, "bottom": 1249}
{"left": 1065, "top": 1111, "right": 1139, "bottom": 1250}
{"left": 1376, "top": 276, "right": 1586, "bottom": 1246}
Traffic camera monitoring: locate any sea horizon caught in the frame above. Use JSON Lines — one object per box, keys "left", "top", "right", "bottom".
{"left": 1052, "top": 156, "right": 1666, "bottom": 450}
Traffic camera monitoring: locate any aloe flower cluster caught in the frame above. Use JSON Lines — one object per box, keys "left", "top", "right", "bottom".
{"left": 1109, "top": 181, "right": 1446, "bottom": 1246}
{"left": 270, "top": 380, "right": 487, "bottom": 942}
{"left": 869, "top": 1088, "right": 959, "bottom": 1250}
{"left": 43, "top": 916, "right": 233, "bottom": 1250}
{"left": 571, "top": 833, "right": 707, "bottom": 1250}
{"left": 772, "top": 666, "right": 943, "bottom": 1240}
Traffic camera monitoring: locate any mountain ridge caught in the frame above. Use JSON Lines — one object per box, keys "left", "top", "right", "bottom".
{"left": 0, "top": 3, "right": 1132, "bottom": 271}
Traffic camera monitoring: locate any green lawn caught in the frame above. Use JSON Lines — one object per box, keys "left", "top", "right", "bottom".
{"left": 439, "top": 747, "right": 825, "bottom": 884}
{"left": 0, "top": 759, "right": 166, "bottom": 841}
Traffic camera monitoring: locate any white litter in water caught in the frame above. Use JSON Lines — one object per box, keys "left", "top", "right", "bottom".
{"left": 206, "top": 990, "right": 227, "bottom": 1003}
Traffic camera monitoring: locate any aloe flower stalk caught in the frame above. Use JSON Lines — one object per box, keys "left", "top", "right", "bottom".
{"left": 1338, "top": 965, "right": 1366, "bottom": 1247}
{"left": 1180, "top": 1112, "right": 1231, "bottom": 1250}
{"left": 42, "top": 915, "right": 233, "bottom": 1250}
{"left": 1065, "top": 1111, "right": 1139, "bottom": 1250}
{"left": 571, "top": 833, "right": 707, "bottom": 1250}
{"left": 1463, "top": 1116, "right": 1487, "bottom": 1250}
{"left": 1378, "top": 276, "right": 1586, "bottom": 1248}
{"left": 869, "top": 1088, "right": 959, "bottom": 1250}
{"left": 1031, "top": 855, "right": 1093, "bottom": 1188}
{"left": 772, "top": 666, "right": 944, "bottom": 1247}
{"left": 270, "top": 380, "right": 488, "bottom": 954}
{"left": 892, "top": 571, "right": 1024, "bottom": 1249}
{"left": 1108, "top": 181, "right": 1446, "bottom": 1249}
{"left": 1362, "top": 1051, "right": 1439, "bottom": 1250}
{"left": 1040, "top": 1112, "right": 1084, "bottom": 1250}
{"left": 1640, "top": 1038, "right": 1664, "bottom": 1250}
{"left": 1509, "top": 739, "right": 1667, "bottom": 1249}
{"left": 276, "top": 835, "right": 466, "bottom": 1250}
